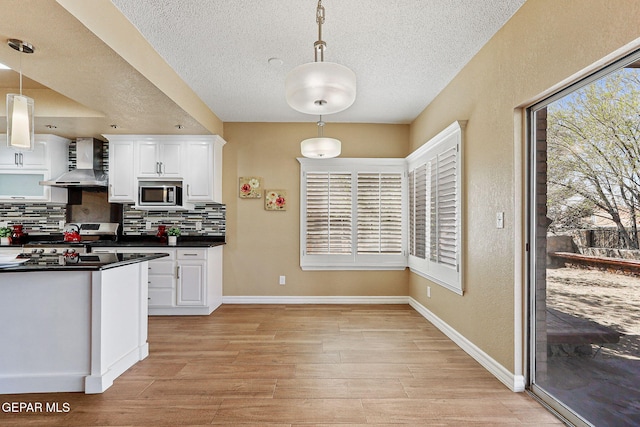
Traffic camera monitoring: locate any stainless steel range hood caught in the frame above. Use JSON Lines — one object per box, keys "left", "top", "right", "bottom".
{"left": 40, "top": 138, "right": 108, "bottom": 187}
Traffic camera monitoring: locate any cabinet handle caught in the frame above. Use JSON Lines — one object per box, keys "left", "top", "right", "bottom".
{"left": 176, "top": 265, "right": 180, "bottom": 279}
{"left": 159, "top": 161, "right": 164, "bottom": 174}
{"left": 187, "top": 184, "right": 190, "bottom": 196}
{"left": 14, "top": 153, "right": 18, "bottom": 166}
{"left": 11, "top": 196, "right": 26, "bottom": 199}
{"left": 183, "top": 253, "right": 198, "bottom": 256}
{"left": 19, "top": 153, "right": 24, "bottom": 166}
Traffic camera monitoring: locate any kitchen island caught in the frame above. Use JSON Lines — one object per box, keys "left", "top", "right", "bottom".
{"left": 0, "top": 252, "right": 168, "bottom": 394}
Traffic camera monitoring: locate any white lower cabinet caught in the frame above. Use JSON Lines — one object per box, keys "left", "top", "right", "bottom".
{"left": 92, "top": 246, "right": 222, "bottom": 315}
{"left": 176, "top": 249, "right": 206, "bottom": 306}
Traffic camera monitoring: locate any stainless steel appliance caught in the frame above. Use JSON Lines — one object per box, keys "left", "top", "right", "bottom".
{"left": 40, "top": 138, "right": 108, "bottom": 187}
{"left": 138, "top": 181, "right": 182, "bottom": 207}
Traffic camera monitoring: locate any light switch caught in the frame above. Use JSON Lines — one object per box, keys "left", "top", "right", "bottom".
{"left": 496, "top": 212, "right": 504, "bottom": 229}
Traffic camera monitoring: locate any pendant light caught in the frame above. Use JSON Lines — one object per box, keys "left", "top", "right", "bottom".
{"left": 301, "top": 116, "right": 341, "bottom": 158}
{"left": 285, "top": 0, "right": 356, "bottom": 116}
{"left": 6, "top": 39, "right": 35, "bottom": 151}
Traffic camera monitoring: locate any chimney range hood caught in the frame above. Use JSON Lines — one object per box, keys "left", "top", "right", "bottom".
{"left": 40, "top": 138, "right": 108, "bottom": 187}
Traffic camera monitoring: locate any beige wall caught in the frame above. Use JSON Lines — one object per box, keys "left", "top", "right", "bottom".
{"left": 222, "top": 122, "right": 410, "bottom": 297}
{"left": 409, "top": 0, "right": 640, "bottom": 371}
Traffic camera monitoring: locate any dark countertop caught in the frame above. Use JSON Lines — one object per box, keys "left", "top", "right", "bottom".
{"left": 89, "top": 240, "right": 226, "bottom": 248}
{"left": 0, "top": 252, "right": 169, "bottom": 273}
{"left": 21, "top": 235, "right": 226, "bottom": 249}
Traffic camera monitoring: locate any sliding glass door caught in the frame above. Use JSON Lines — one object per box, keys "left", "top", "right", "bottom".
{"left": 528, "top": 51, "right": 640, "bottom": 427}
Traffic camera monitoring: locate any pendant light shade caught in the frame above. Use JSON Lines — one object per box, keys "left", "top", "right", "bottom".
{"left": 286, "top": 62, "right": 356, "bottom": 115}
{"left": 301, "top": 116, "right": 341, "bottom": 158}
{"left": 301, "top": 136, "right": 341, "bottom": 158}
{"left": 285, "top": 0, "right": 356, "bottom": 116}
{"left": 6, "top": 39, "right": 35, "bottom": 151}
{"left": 7, "top": 93, "right": 34, "bottom": 150}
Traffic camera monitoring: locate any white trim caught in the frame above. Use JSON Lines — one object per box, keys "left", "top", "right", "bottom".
{"left": 223, "top": 295, "right": 410, "bottom": 305}
{"left": 513, "top": 111, "right": 525, "bottom": 386}
{"left": 408, "top": 297, "right": 525, "bottom": 392}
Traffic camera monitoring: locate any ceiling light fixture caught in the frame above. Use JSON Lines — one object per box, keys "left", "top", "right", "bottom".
{"left": 6, "top": 39, "right": 35, "bottom": 151}
{"left": 285, "top": 0, "right": 356, "bottom": 116}
{"left": 301, "top": 116, "right": 341, "bottom": 158}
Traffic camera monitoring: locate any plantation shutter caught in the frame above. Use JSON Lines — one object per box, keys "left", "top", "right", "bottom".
{"left": 357, "top": 172, "right": 403, "bottom": 254}
{"left": 406, "top": 120, "right": 464, "bottom": 294}
{"left": 409, "top": 164, "right": 428, "bottom": 259}
{"left": 305, "top": 172, "right": 352, "bottom": 255}
{"left": 431, "top": 146, "right": 458, "bottom": 267}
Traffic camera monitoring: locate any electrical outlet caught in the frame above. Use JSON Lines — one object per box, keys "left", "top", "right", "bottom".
{"left": 196, "top": 221, "right": 202, "bottom": 231}
{"left": 279, "top": 275, "right": 286, "bottom": 285}
{"left": 496, "top": 212, "right": 504, "bottom": 229}
{"left": 146, "top": 221, "right": 152, "bottom": 230}
{"left": 427, "top": 286, "right": 431, "bottom": 298}
{"left": 59, "top": 220, "right": 65, "bottom": 229}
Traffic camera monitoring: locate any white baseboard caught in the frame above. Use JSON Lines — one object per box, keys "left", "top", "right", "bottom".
{"left": 222, "top": 295, "right": 410, "bottom": 304}
{"left": 408, "top": 297, "right": 524, "bottom": 392}
{"left": 220, "top": 295, "right": 523, "bottom": 392}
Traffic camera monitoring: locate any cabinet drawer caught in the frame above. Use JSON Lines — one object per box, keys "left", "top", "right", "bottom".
{"left": 177, "top": 249, "right": 206, "bottom": 260}
{"left": 148, "top": 289, "right": 174, "bottom": 307}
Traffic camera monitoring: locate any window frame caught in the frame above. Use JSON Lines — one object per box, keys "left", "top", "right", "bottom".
{"left": 407, "top": 121, "right": 464, "bottom": 295}
{"left": 299, "top": 157, "right": 408, "bottom": 271}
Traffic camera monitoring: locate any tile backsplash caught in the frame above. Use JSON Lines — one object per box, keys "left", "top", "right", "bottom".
{"left": 122, "top": 203, "right": 226, "bottom": 237}
{"left": 0, "top": 203, "right": 66, "bottom": 234}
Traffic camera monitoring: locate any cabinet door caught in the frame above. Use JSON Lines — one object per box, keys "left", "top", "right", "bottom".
{"left": 137, "top": 142, "right": 161, "bottom": 176}
{"left": 0, "top": 140, "right": 46, "bottom": 169}
{"left": 184, "top": 142, "right": 214, "bottom": 202}
{"left": 159, "top": 142, "right": 183, "bottom": 177}
{"left": 108, "top": 141, "right": 136, "bottom": 202}
{"left": 20, "top": 142, "right": 47, "bottom": 168}
{"left": 0, "top": 171, "right": 48, "bottom": 200}
{"left": 176, "top": 261, "right": 206, "bottom": 306}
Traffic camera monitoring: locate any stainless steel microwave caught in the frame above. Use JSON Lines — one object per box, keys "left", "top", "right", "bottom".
{"left": 138, "top": 182, "right": 182, "bottom": 206}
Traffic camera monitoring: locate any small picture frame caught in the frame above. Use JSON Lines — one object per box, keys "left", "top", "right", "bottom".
{"left": 239, "top": 176, "right": 262, "bottom": 198}
{"left": 265, "top": 189, "right": 287, "bottom": 211}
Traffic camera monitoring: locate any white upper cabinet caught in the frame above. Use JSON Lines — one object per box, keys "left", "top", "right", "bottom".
{"left": 183, "top": 136, "right": 224, "bottom": 203}
{"left": 0, "top": 134, "right": 69, "bottom": 203}
{"left": 103, "top": 135, "right": 226, "bottom": 206}
{"left": 107, "top": 139, "right": 136, "bottom": 202}
{"left": 0, "top": 138, "right": 47, "bottom": 169}
{"left": 136, "top": 140, "right": 183, "bottom": 178}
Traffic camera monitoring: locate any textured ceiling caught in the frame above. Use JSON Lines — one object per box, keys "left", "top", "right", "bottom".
{"left": 0, "top": 0, "right": 525, "bottom": 139}
{"left": 111, "top": 0, "right": 526, "bottom": 124}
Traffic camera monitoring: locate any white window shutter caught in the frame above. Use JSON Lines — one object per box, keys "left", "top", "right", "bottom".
{"left": 357, "top": 172, "right": 403, "bottom": 254}
{"left": 305, "top": 172, "right": 352, "bottom": 255}
{"left": 406, "top": 121, "right": 464, "bottom": 295}
{"left": 430, "top": 146, "right": 458, "bottom": 267}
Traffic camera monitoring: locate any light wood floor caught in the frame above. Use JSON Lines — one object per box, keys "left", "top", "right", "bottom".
{"left": 0, "top": 304, "right": 564, "bottom": 426}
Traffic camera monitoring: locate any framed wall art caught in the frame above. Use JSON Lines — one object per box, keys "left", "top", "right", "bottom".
{"left": 239, "top": 176, "right": 262, "bottom": 198}
{"left": 265, "top": 189, "right": 287, "bottom": 211}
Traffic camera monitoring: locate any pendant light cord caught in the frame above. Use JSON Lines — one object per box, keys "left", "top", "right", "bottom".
{"left": 18, "top": 48, "right": 23, "bottom": 96}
